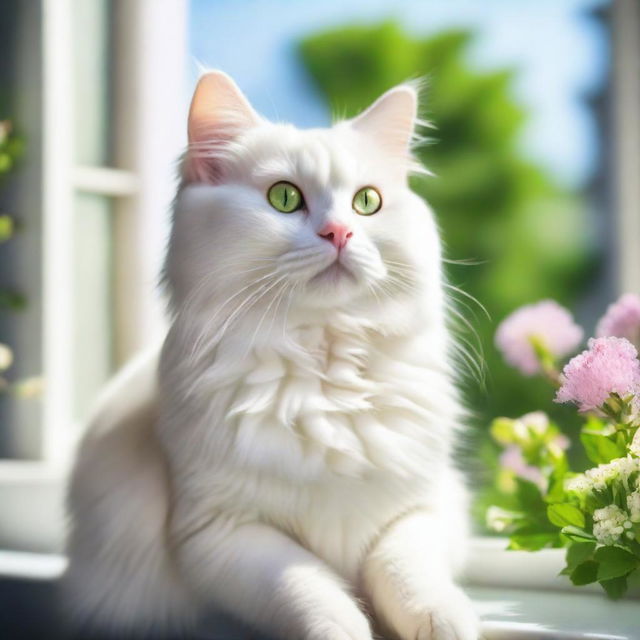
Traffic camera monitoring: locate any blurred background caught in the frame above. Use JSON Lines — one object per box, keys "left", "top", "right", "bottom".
{"left": 0, "top": 0, "right": 638, "bottom": 553}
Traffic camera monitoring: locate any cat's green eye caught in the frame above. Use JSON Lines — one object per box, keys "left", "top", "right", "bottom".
{"left": 268, "top": 182, "right": 303, "bottom": 213}
{"left": 352, "top": 186, "right": 382, "bottom": 216}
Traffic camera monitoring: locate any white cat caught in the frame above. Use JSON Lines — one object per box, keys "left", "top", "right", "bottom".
{"left": 64, "top": 71, "right": 480, "bottom": 640}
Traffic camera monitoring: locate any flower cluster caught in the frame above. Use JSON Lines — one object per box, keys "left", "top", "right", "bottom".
{"left": 627, "top": 490, "right": 640, "bottom": 523}
{"left": 555, "top": 337, "right": 640, "bottom": 413}
{"left": 495, "top": 300, "right": 583, "bottom": 376}
{"left": 488, "top": 293, "right": 640, "bottom": 599}
{"left": 592, "top": 505, "right": 632, "bottom": 545}
{"left": 596, "top": 293, "right": 640, "bottom": 348}
{"left": 565, "top": 456, "right": 640, "bottom": 495}
{"left": 630, "top": 429, "right": 640, "bottom": 458}
{"left": 499, "top": 445, "right": 545, "bottom": 489}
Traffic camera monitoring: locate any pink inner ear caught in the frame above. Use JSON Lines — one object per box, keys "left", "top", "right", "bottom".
{"left": 184, "top": 151, "right": 223, "bottom": 183}
{"left": 184, "top": 72, "right": 262, "bottom": 185}
{"left": 184, "top": 153, "right": 217, "bottom": 184}
{"left": 184, "top": 133, "right": 234, "bottom": 184}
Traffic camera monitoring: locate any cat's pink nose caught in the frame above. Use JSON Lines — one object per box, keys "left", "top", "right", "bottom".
{"left": 318, "top": 222, "right": 353, "bottom": 250}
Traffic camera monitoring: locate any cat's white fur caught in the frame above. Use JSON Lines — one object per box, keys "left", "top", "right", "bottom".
{"left": 64, "top": 71, "right": 479, "bottom": 640}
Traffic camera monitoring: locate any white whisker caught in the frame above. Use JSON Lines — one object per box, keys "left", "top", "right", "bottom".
{"left": 243, "top": 276, "right": 289, "bottom": 358}
{"left": 189, "top": 270, "right": 278, "bottom": 360}
{"left": 444, "top": 282, "right": 491, "bottom": 320}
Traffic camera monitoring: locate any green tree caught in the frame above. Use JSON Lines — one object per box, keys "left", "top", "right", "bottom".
{"left": 299, "top": 23, "right": 594, "bottom": 443}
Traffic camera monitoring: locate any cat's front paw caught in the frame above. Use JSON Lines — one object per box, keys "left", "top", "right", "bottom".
{"left": 399, "top": 586, "right": 479, "bottom": 640}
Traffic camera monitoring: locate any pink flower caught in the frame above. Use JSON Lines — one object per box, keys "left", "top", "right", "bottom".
{"left": 555, "top": 337, "right": 640, "bottom": 412}
{"left": 495, "top": 300, "right": 583, "bottom": 375}
{"left": 500, "top": 445, "right": 546, "bottom": 489}
{"left": 596, "top": 293, "right": 640, "bottom": 348}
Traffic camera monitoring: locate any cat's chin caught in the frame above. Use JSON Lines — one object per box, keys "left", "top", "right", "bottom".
{"left": 300, "top": 262, "right": 366, "bottom": 306}
{"left": 308, "top": 262, "right": 357, "bottom": 287}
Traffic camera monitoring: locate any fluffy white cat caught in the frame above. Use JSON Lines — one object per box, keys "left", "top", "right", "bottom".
{"left": 64, "top": 71, "right": 480, "bottom": 640}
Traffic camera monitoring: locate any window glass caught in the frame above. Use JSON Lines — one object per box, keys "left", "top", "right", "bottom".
{"left": 72, "top": 193, "right": 114, "bottom": 421}
{"left": 73, "top": 0, "right": 112, "bottom": 166}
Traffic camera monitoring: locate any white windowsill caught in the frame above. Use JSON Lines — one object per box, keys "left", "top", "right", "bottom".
{"left": 0, "top": 546, "right": 638, "bottom": 640}
{"left": 0, "top": 537, "right": 637, "bottom": 596}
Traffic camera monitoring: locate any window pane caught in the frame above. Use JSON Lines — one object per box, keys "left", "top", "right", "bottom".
{"left": 73, "top": 0, "right": 112, "bottom": 165}
{"left": 73, "top": 193, "right": 114, "bottom": 421}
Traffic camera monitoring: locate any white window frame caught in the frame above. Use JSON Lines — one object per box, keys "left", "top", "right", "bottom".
{"left": 0, "top": 0, "right": 186, "bottom": 552}
{"left": 612, "top": 0, "right": 640, "bottom": 295}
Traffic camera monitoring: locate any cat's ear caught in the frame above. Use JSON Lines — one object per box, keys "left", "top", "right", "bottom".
{"left": 185, "top": 71, "right": 261, "bottom": 183}
{"left": 350, "top": 84, "right": 417, "bottom": 158}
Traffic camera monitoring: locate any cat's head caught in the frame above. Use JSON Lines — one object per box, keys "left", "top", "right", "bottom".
{"left": 167, "top": 71, "right": 443, "bottom": 335}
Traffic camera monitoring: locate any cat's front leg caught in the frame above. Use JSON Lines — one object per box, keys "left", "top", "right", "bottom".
{"left": 361, "top": 510, "right": 479, "bottom": 640}
{"left": 174, "top": 514, "right": 373, "bottom": 640}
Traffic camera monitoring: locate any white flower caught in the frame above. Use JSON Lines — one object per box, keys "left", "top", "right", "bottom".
{"left": 0, "top": 343, "right": 13, "bottom": 372}
{"left": 593, "top": 505, "right": 632, "bottom": 545}
{"left": 628, "top": 490, "right": 640, "bottom": 523}
{"left": 631, "top": 430, "right": 640, "bottom": 458}
{"left": 565, "top": 456, "right": 640, "bottom": 495}
{"left": 565, "top": 474, "right": 591, "bottom": 493}
{"left": 486, "top": 506, "right": 520, "bottom": 533}
{"left": 520, "top": 411, "right": 549, "bottom": 435}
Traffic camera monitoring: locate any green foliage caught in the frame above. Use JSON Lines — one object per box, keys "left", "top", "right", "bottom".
{"left": 595, "top": 547, "right": 638, "bottom": 581}
{"left": 570, "top": 560, "right": 598, "bottom": 586}
{"left": 0, "top": 119, "right": 24, "bottom": 181}
{"left": 0, "top": 115, "right": 32, "bottom": 398}
{"left": 565, "top": 541, "right": 596, "bottom": 569}
{"left": 563, "top": 547, "right": 638, "bottom": 597}
{"left": 547, "top": 503, "right": 584, "bottom": 529}
{"left": 0, "top": 120, "right": 22, "bottom": 248}
{"left": 487, "top": 382, "right": 640, "bottom": 598}
{"left": 561, "top": 526, "right": 595, "bottom": 543}
{"left": 0, "top": 290, "right": 26, "bottom": 311}
{"left": 600, "top": 576, "right": 629, "bottom": 599}
{"left": 0, "top": 213, "right": 14, "bottom": 242}
{"left": 580, "top": 432, "right": 627, "bottom": 465}
{"left": 299, "top": 22, "right": 594, "bottom": 430}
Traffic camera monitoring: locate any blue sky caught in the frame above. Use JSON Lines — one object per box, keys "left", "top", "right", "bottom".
{"left": 189, "top": 0, "right": 609, "bottom": 188}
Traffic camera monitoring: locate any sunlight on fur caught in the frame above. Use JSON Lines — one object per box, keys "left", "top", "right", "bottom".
{"left": 64, "top": 70, "right": 480, "bottom": 640}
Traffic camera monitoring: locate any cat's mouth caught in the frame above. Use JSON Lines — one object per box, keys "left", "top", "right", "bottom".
{"left": 309, "top": 260, "right": 356, "bottom": 286}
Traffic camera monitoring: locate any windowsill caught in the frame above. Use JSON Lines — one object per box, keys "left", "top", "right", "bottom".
{"left": 0, "top": 461, "right": 67, "bottom": 552}
{"left": 469, "top": 585, "right": 638, "bottom": 639}
{"left": 0, "top": 549, "right": 66, "bottom": 580}
{"left": 0, "top": 547, "right": 638, "bottom": 640}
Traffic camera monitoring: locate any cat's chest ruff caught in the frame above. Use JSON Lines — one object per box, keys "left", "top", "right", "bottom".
{"left": 219, "top": 322, "right": 441, "bottom": 479}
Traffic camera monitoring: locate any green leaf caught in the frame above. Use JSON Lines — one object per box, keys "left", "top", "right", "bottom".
{"left": 584, "top": 415, "right": 607, "bottom": 433}
{"left": 0, "top": 153, "right": 12, "bottom": 173}
{"left": 570, "top": 560, "right": 599, "bottom": 586}
{"left": 599, "top": 576, "right": 628, "bottom": 600}
{"left": 595, "top": 547, "right": 638, "bottom": 581}
{"left": 515, "top": 478, "right": 544, "bottom": 512}
{"left": 561, "top": 526, "right": 595, "bottom": 542}
{"left": 580, "top": 432, "right": 625, "bottom": 465}
{"left": 547, "top": 503, "right": 585, "bottom": 529}
{"left": 0, "top": 214, "right": 13, "bottom": 242}
{"left": 545, "top": 464, "right": 569, "bottom": 504}
{"left": 0, "top": 290, "right": 26, "bottom": 311}
{"left": 565, "top": 542, "right": 596, "bottom": 570}
{"left": 508, "top": 532, "right": 558, "bottom": 551}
